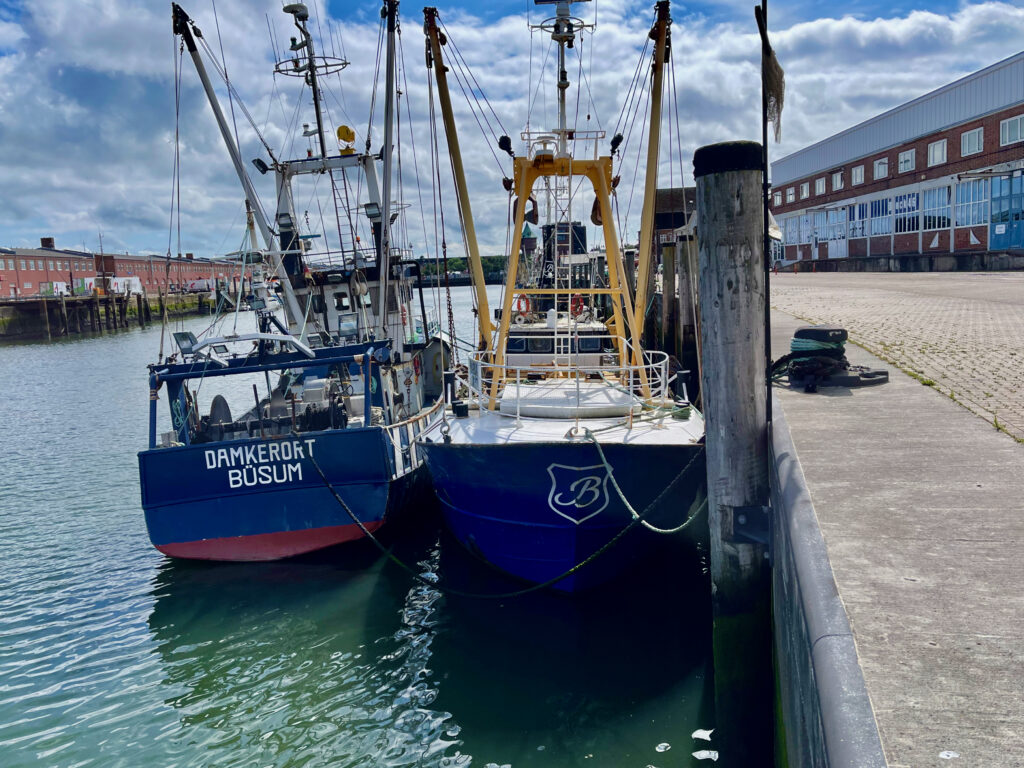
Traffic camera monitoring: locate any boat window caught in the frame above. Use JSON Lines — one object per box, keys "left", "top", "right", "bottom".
{"left": 527, "top": 337, "right": 553, "bottom": 354}
{"left": 578, "top": 336, "right": 602, "bottom": 353}
{"left": 506, "top": 336, "right": 527, "bottom": 353}
{"left": 338, "top": 312, "right": 358, "bottom": 343}
{"left": 334, "top": 291, "right": 351, "bottom": 310}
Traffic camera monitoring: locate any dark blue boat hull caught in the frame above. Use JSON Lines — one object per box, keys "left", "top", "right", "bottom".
{"left": 138, "top": 427, "right": 415, "bottom": 561}
{"left": 420, "top": 440, "right": 705, "bottom": 592}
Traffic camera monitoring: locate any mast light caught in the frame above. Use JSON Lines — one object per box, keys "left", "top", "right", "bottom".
{"left": 283, "top": 4, "right": 309, "bottom": 22}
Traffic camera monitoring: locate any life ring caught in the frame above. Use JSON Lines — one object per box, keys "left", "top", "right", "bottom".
{"left": 515, "top": 295, "right": 530, "bottom": 313}
{"left": 570, "top": 294, "right": 584, "bottom": 315}
{"left": 413, "top": 356, "right": 422, "bottom": 376}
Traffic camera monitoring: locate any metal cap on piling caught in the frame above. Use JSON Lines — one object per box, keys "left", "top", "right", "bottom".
{"left": 693, "top": 140, "right": 763, "bottom": 178}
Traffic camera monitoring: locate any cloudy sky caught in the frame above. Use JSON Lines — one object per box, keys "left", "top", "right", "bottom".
{"left": 0, "top": 0, "right": 1022, "bottom": 259}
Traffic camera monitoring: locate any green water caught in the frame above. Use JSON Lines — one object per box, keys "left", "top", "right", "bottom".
{"left": 0, "top": 292, "right": 730, "bottom": 767}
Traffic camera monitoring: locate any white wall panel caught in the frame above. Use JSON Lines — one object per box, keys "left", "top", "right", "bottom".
{"left": 773, "top": 52, "right": 1024, "bottom": 185}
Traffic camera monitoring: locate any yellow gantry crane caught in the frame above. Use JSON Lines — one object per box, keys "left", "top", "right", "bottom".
{"left": 424, "top": 1, "right": 672, "bottom": 406}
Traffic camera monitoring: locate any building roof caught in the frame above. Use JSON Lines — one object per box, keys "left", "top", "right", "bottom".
{"left": 772, "top": 50, "right": 1024, "bottom": 186}
{"left": 655, "top": 187, "right": 696, "bottom": 214}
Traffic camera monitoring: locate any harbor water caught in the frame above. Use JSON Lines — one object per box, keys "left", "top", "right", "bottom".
{"left": 0, "top": 288, "right": 735, "bottom": 767}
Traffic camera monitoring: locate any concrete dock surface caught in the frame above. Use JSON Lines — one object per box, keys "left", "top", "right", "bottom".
{"left": 771, "top": 271, "right": 1024, "bottom": 440}
{"left": 769, "top": 272, "right": 1023, "bottom": 767}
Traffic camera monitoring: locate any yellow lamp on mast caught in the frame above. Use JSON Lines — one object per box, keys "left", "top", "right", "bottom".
{"left": 337, "top": 125, "right": 356, "bottom": 155}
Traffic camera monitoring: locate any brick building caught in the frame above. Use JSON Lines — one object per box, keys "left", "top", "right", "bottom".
{"left": 0, "top": 238, "right": 222, "bottom": 297}
{"left": 771, "top": 51, "right": 1024, "bottom": 270}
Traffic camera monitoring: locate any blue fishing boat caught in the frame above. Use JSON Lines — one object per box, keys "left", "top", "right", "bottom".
{"left": 138, "top": 1, "right": 447, "bottom": 561}
{"left": 418, "top": 0, "right": 706, "bottom": 592}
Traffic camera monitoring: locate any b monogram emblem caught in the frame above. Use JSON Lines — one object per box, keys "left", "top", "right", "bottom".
{"left": 546, "top": 463, "right": 611, "bottom": 524}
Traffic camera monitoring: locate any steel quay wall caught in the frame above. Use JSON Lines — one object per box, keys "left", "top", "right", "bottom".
{"left": 770, "top": 397, "right": 886, "bottom": 767}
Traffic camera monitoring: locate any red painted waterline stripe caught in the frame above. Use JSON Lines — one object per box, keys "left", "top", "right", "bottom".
{"left": 156, "top": 522, "right": 384, "bottom": 562}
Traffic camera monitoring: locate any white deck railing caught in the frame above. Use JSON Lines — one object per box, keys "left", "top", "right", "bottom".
{"left": 465, "top": 335, "right": 674, "bottom": 419}
{"left": 383, "top": 396, "right": 446, "bottom": 477}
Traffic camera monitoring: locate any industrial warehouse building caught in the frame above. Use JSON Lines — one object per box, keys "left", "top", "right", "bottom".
{"left": 0, "top": 238, "right": 223, "bottom": 297}
{"left": 771, "top": 51, "right": 1024, "bottom": 271}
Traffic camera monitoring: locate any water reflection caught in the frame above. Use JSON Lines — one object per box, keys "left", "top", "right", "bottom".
{"left": 429, "top": 533, "right": 715, "bottom": 766}
{"left": 147, "top": 540, "right": 459, "bottom": 767}
{"left": 146, "top": 524, "right": 714, "bottom": 768}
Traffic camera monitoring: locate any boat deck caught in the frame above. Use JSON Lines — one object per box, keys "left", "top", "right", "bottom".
{"left": 421, "top": 401, "right": 704, "bottom": 446}
{"left": 770, "top": 282, "right": 1024, "bottom": 767}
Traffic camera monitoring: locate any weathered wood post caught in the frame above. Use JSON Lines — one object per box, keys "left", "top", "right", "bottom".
{"left": 59, "top": 294, "right": 69, "bottom": 336}
{"left": 694, "top": 141, "right": 771, "bottom": 764}
{"left": 661, "top": 243, "right": 677, "bottom": 357}
{"left": 136, "top": 293, "right": 145, "bottom": 328}
{"left": 40, "top": 299, "right": 52, "bottom": 341}
{"left": 675, "top": 248, "right": 691, "bottom": 360}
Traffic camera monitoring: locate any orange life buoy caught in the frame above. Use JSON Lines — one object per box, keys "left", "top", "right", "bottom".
{"left": 570, "top": 294, "right": 584, "bottom": 315}
{"left": 515, "top": 295, "right": 531, "bottom": 313}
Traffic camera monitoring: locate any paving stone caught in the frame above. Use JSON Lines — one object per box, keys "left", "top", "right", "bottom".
{"left": 769, "top": 281, "right": 1024, "bottom": 768}
{"left": 770, "top": 272, "right": 1024, "bottom": 440}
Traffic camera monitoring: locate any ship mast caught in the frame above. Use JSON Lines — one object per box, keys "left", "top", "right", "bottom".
{"left": 552, "top": 0, "right": 573, "bottom": 157}
{"left": 484, "top": 0, "right": 649, "bottom": 405}
{"left": 171, "top": 3, "right": 305, "bottom": 334}
{"left": 424, "top": 7, "right": 493, "bottom": 351}
{"left": 632, "top": 1, "right": 671, "bottom": 334}
{"left": 377, "top": 0, "right": 398, "bottom": 339}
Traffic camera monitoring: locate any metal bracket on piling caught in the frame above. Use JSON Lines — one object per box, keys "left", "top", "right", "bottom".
{"left": 733, "top": 504, "right": 772, "bottom": 552}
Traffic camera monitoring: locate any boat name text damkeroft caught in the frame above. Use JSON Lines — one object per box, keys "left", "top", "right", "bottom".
{"left": 203, "top": 439, "right": 317, "bottom": 489}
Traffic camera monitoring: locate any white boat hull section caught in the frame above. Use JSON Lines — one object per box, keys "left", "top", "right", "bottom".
{"left": 498, "top": 380, "right": 640, "bottom": 419}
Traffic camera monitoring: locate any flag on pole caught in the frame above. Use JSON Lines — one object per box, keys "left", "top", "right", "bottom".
{"left": 755, "top": 5, "right": 785, "bottom": 143}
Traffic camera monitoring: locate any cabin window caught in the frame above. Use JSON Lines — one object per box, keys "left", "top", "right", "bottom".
{"left": 527, "top": 337, "right": 553, "bottom": 354}
{"left": 334, "top": 291, "right": 351, "bottom": 310}
{"left": 506, "top": 336, "right": 527, "bottom": 353}
{"left": 577, "top": 337, "right": 602, "bottom": 353}
{"left": 337, "top": 312, "right": 358, "bottom": 342}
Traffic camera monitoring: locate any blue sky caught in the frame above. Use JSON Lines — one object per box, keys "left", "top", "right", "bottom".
{"left": 0, "top": 0, "right": 1021, "bottom": 258}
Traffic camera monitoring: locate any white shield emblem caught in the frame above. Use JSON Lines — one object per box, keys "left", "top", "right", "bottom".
{"left": 546, "top": 463, "right": 610, "bottom": 524}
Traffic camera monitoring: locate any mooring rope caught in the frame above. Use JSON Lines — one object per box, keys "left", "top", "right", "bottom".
{"left": 299, "top": 432, "right": 706, "bottom": 598}
{"left": 584, "top": 430, "right": 706, "bottom": 535}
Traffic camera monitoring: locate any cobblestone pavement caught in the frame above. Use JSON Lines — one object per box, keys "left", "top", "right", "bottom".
{"left": 769, "top": 271, "right": 1024, "bottom": 441}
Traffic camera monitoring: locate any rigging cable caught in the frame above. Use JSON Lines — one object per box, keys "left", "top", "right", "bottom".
{"left": 366, "top": 15, "right": 386, "bottom": 153}
{"left": 399, "top": 25, "right": 432, "bottom": 272}
{"left": 210, "top": 0, "right": 242, "bottom": 157}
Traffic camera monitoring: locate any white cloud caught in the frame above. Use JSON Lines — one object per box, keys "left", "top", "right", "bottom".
{"left": 0, "top": 0, "right": 1022, "bottom": 258}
